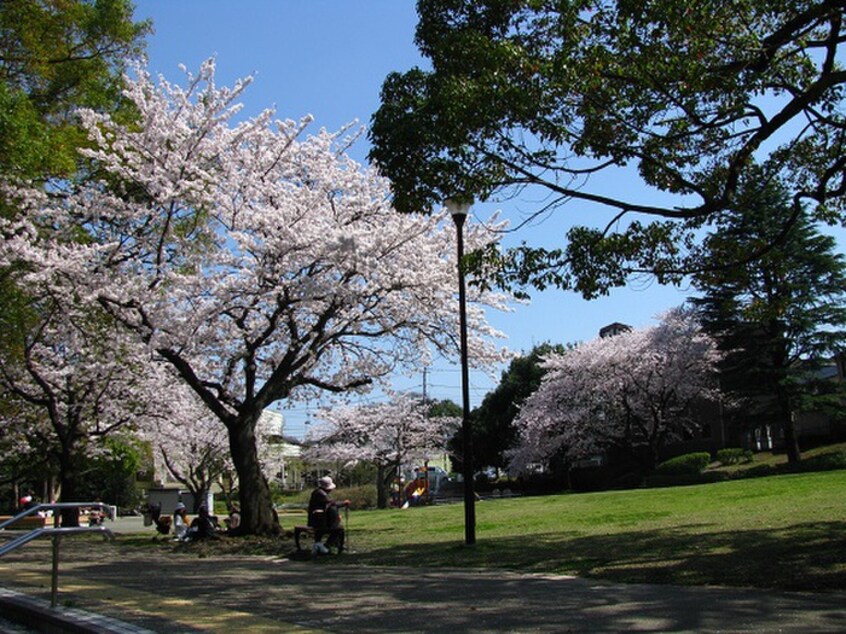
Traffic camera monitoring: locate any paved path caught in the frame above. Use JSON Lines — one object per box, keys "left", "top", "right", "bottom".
{"left": 1, "top": 518, "right": 844, "bottom": 633}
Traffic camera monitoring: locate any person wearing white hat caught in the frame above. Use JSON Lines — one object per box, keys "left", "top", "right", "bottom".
{"left": 173, "top": 502, "right": 189, "bottom": 541}
{"left": 307, "top": 476, "right": 350, "bottom": 554}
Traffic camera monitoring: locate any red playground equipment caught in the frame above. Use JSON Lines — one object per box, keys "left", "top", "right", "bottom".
{"left": 403, "top": 472, "right": 429, "bottom": 506}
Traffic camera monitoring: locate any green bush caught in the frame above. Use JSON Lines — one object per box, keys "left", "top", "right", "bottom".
{"left": 654, "top": 452, "right": 711, "bottom": 476}
{"left": 275, "top": 488, "right": 311, "bottom": 506}
{"left": 788, "top": 451, "right": 846, "bottom": 473}
{"left": 273, "top": 484, "right": 377, "bottom": 510}
{"left": 730, "top": 450, "right": 846, "bottom": 480}
{"left": 338, "top": 484, "right": 377, "bottom": 510}
{"left": 717, "top": 448, "right": 754, "bottom": 466}
{"left": 736, "top": 464, "right": 778, "bottom": 479}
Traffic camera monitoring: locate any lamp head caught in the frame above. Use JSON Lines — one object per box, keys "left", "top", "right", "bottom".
{"left": 445, "top": 197, "right": 472, "bottom": 218}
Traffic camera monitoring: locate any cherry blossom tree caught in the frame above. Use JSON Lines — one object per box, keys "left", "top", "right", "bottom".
{"left": 148, "top": 399, "right": 287, "bottom": 513}
{"left": 0, "top": 294, "right": 165, "bottom": 524}
{"left": 146, "top": 384, "right": 229, "bottom": 513}
{"left": 509, "top": 308, "right": 722, "bottom": 475}
{"left": 304, "top": 394, "right": 459, "bottom": 508}
{"left": 0, "top": 60, "right": 510, "bottom": 533}
{"left": 0, "top": 394, "right": 44, "bottom": 507}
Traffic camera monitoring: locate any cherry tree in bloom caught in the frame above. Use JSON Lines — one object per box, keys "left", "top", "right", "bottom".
{"left": 145, "top": 382, "right": 230, "bottom": 513}
{"left": 304, "top": 393, "right": 459, "bottom": 508}
{"left": 0, "top": 396, "right": 45, "bottom": 501}
{"left": 0, "top": 296, "right": 166, "bottom": 524}
{"left": 509, "top": 308, "right": 722, "bottom": 475}
{"left": 148, "top": 396, "right": 287, "bottom": 514}
{"left": 0, "top": 60, "right": 510, "bottom": 534}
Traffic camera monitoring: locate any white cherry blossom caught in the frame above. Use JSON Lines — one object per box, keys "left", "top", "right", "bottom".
{"left": 509, "top": 308, "right": 722, "bottom": 474}
{"left": 1, "top": 59, "right": 511, "bottom": 533}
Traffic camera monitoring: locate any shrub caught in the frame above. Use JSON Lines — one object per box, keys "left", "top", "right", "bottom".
{"left": 273, "top": 484, "right": 377, "bottom": 510}
{"left": 654, "top": 452, "right": 711, "bottom": 476}
{"left": 334, "top": 484, "right": 377, "bottom": 510}
{"left": 717, "top": 448, "right": 754, "bottom": 466}
{"left": 274, "top": 488, "right": 311, "bottom": 506}
{"left": 736, "top": 464, "right": 778, "bottom": 479}
{"left": 789, "top": 451, "right": 846, "bottom": 473}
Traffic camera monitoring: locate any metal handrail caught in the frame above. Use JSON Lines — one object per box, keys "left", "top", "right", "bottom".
{"left": 0, "top": 502, "right": 115, "bottom": 607}
{"left": 0, "top": 525, "right": 113, "bottom": 557}
{"left": 0, "top": 502, "right": 114, "bottom": 531}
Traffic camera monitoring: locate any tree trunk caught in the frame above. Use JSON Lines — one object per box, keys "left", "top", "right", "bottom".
{"left": 190, "top": 487, "right": 209, "bottom": 513}
{"left": 228, "top": 418, "right": 279, "bottom": 535}
{"left": 776, "top": 386, "right": 801, "bottom": 464}
{"left": 376, "top": 463, "right": 387, "bottom": 509}
{"left": 58, "top": 449, "right": 81, "bottom": 527}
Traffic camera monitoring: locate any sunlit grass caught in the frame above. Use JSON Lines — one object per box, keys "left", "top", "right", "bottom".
{"left": 107, "top": 456, "right": 846, "bottom": 593}
{"left": 336, "top": 469, "right": 846, "bottom": 591}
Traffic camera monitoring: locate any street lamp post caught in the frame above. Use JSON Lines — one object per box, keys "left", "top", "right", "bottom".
{"left": 446, "top": 197, "right": 476, "bottom": 546}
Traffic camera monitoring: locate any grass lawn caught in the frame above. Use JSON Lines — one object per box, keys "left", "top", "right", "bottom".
{"left": 329, "top": 469, "right": 846, "bottom": 593}
{"left": 116, "top": 448, "right": 845, "bottom": 593}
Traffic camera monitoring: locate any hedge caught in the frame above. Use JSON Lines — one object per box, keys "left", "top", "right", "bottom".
{"left": 654, "top": 452, "right": 711, "bottom": 476}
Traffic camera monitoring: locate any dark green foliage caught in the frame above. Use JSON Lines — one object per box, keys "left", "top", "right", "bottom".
{"left": 428, "top": 398, "right": 462, "bottom": 419}
{"left": 736, "top": 464, "right": 779, "bottom": 479}
{"left": 692, "top": 176, "right": 846, "bottom": 463}
{"left": 344, "top": 461, "right": 380, "bottom": 488}
{"left": 370, "top": 0, "right": 846, "bottom": 298}
{"left": 654, "top": 452, "right": 711, "bottom": 476}
{"left": 734, "top": 451, "right": 846, "bottom": 478}
{"left": 716, "top": 448, "right": 753, "bottom": 466}
{"left": 76, "top": 436, "right": 145, "bottom": 511}
{"left": 450, "top": 343, "right": 568, "bottom": 473}
{"left": 643, "top": 471, "right": 730, "bottom": 488}
{"left": 274, "top": 484, "right": 378, "bottom": 511}
{"left": 0, "top": 1, "right": 149, "bottom": 519}
{"left": 337, "top": 485, "right": 378, "bottom": 510}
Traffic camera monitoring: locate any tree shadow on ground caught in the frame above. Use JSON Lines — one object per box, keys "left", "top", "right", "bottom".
{"left": 344, "top": 521, "right": 846, "bottom": 592}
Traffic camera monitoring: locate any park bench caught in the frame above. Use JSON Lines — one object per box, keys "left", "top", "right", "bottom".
{"left": 293, "top": 507, "right": 331, "bottom": 551}
{"left": 293, "top": 524, "right": 315, "bottom": 551}
{"left": 0, "top": 515, "right": 50, "bottom": 530}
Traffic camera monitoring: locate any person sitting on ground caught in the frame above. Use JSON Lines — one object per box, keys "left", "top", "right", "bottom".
{"left": 144, "top": 501, "right": 172, "bottom": 535}
{"left": 307, "top": 476, "right": 350, "bottom": 554}
{"left": 186, "top": 505, "right": 218, "bottom": 541}
{"left": 173, "top": 503, "right": 189, "bottom": 541}
{"left": 224, "top": 504, "right": 241, "bottom": 533}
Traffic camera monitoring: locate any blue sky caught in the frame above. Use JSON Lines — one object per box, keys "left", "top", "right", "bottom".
{"left": 133, "top": 1, "right": 710, "bottom": 437}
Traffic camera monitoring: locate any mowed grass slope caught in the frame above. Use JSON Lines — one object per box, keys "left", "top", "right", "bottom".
{"left": 338, "top": 470, "right": 846, "bottom": 592}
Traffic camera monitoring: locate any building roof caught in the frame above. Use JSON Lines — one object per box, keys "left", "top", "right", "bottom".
{"left": 599, "top": 322, "right": 632, "bottom": 338}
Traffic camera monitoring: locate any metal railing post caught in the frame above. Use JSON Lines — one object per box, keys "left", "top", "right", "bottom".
{"left": 51, "top": 534, "right": 60, "bottom": 608}
{"left": 0, "top": 501, "right": 114, "bottom": 609}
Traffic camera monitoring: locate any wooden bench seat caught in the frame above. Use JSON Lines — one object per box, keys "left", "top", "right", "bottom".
{"left": 294, "top": 525, "right": 315, "bottom": 551}
{"left": 0, "top": 515, "right": 50, "bottom": 530}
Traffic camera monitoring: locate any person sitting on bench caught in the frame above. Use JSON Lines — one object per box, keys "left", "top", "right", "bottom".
{"left": 307, "top": 476, "right": 350, "bottom": 554}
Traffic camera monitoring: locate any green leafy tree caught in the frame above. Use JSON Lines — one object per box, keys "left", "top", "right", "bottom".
{"left": 370, "top": 0, "right": 846, "bottom": 298}
{"left": 428, "top": 398, "right": 462, "bottom": 419}
{"left": 692, "top": 178, "right": 846, "bottom": 464}
{"left": 0, "top": 0, "right": 149, "bottom": 181}
{"left": 76, "top": 435, "right": 146, "bottom": 511}
{"left": 0, "top": 0, "right": 149, "bottom": 521}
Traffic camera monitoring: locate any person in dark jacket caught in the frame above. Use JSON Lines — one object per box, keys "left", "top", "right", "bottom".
{"left": 186, "top": 505, "right": 218, "bottom": 541}
{"left": 307, "top": 476, "right": 349, "bottom": 554}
